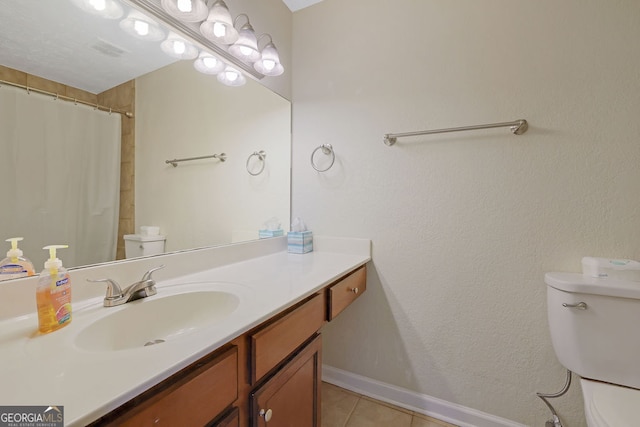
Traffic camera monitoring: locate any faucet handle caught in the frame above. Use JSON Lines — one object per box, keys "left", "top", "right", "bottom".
{"left": 141, "top": 265, "right": 165, "bottom": 282}
{"left": 87, "top": 278, "right": 123, "bottom": 300}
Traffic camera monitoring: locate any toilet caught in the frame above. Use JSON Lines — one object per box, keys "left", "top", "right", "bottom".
{"left": 123, "top": 234, "right": 166, "bottom": 259}
{"left": 545, "top": 271, "right": 640, "bottom": 426}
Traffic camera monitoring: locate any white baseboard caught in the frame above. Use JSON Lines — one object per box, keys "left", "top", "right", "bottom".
{"left": 322, "top": 365, "right": 528, "bottom": 427}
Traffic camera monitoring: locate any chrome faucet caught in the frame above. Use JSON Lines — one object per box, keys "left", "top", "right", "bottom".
{"left": 88, "top": 265, "right": 165, "bottom": 307}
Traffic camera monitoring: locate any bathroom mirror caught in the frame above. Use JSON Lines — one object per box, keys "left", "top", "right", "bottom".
{"left": 0, "top": 0, "right": 290, "bottom": 272}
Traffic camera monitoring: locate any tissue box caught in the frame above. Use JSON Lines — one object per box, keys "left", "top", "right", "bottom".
{"left": 288, "top": 231, "right": 313, "bottom": 253}
{"left": 259, "top": 229, "right": 284, "bottom": 239}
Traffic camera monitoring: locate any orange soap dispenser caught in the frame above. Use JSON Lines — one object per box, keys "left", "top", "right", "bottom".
{"left": 0, "top": 237, "right": 35, "bottom": 281}
{"left": 36, "top": 245, "right": 72, "bottom": 334}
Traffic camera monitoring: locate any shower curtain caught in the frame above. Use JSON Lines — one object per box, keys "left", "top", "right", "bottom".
{"left": 0, "top": 85, "right": 121, "bottom": 270}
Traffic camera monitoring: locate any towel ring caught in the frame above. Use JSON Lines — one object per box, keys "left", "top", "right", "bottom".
{"left": 246, "top": 150, "right": 267, "bottom": 176}
{"left": 311, "top": 144, "right": 335, "bottom": 172}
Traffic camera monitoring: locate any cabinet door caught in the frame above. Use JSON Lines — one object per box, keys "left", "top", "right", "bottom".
{"left": 250, "top": 335, "right": 322, "bottom": 427}
{"left": 208, "top": 406, "right": 239, "bottom": 427}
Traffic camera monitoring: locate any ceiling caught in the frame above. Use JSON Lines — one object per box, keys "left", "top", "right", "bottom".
{"left": 0, "top": 0, "right": 176, "bottom": 93}
{"left": 0, "top": 0, "right": 321, "bottom": 94}
{"left": 281, "top": 0, "right": 324, "bottom": 12}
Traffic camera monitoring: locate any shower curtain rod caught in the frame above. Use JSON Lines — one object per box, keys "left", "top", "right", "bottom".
{"left": 0, "top": 79, "right": 133, "bottom": 118}
{"left": 383, "top": 119, "right": 528, "bottom": 146}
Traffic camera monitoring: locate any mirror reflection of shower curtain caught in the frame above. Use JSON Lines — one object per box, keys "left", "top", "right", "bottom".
{"left": 0, "top": 85, "right": 121, "bottom": 270}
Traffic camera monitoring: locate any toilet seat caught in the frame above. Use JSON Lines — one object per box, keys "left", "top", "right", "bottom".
{"left": 581, "top": 378, "right": 640, "bottom": 427}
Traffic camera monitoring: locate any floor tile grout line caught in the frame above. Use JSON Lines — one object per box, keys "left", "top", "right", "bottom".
{"left": 342, "top": 395, "right": 362, "bottom": 427}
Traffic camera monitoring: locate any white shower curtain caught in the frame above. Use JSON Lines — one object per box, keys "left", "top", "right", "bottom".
{"left": 0, "top": 85, "right": 121, "bottom": 270}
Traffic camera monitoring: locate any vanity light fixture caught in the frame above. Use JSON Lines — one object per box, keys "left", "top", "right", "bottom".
{"left": 199, "top": 0, "right": 239, "bottom": 45}
{"left": 228, "top": 14, "right": 261, "bottom": 63}
{"left": 160, "top": 32, "right": 199, "bottom": 59}
{"left": 120, "top": 10, "right": 165, "bottom": 41}
{"left": 217, "top": 66, "right": 246, "bottom": 86}
{"left": 254, "top": 35, "right": 284, "bottom": 76}
{"left": 193, "top": 51, "right": 225, "bottom": 74}
{"left": 70, "top": 0, "right": 124, "bottom": 19}
{"left": 160, "top": 0, "right": 208, "bottom": 23}
{"left": 118, "top": 0, "right": 286, "bottom": 87}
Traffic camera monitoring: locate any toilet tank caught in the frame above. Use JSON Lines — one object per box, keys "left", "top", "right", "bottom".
{"left": 123, "top": 234, "right": 166, "bottom": 259}
{"left": 545, "top": 272, "right": 640, "bottom": 390}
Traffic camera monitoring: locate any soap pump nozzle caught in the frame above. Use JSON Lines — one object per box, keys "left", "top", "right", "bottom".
{"left": 5, "top": 237, "right": 25, "bottom": 262}
{"left": 43, "top": 244, "right": 68, "bottom": 275}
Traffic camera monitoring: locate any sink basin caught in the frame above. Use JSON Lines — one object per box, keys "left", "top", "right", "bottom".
{"left": 75, "top": 291, "right": 240, "bottom": 352}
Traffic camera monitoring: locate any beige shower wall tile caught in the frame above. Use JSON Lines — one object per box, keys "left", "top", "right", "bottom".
{"left": 0, "top": 65, "right": 27, "bottom": 85}
{"left": 64, "top": 86, "right": 97, "bottom": 104}
{"left": 119, "top": 189, "right": 134, "bottom": 219}
{"left": 120, "top": 162, "right": 134, "bottom": 192}
{"left": 25, "top": 74, "right": 67, "bottom": 95}
{"left": 98, "top": 80, "right": 135, "bottom": 110}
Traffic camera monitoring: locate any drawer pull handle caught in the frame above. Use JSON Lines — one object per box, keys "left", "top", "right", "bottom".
{"left": 259, "top": 408, "right": 273, "bottom": 422}
{"left": 350, "top": 287, "right": 359, "bottom": 294}
{"left": 562, "top": 302, "right": 587, "bottom": 310}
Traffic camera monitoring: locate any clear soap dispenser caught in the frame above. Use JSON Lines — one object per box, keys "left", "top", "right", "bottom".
{"left": 36, "top": 245, "right": 72, "bottom": 334}
{"left": 0, "top": 237, "right": 35, "bottom": 281}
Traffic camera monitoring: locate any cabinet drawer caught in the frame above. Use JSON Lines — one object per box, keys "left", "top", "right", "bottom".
{"left": 209, "top": 406, "right": 239, "bottom": 427}
{"left": 250, "top": 335, "right": 322, "bottom": 427}
{"left": 109, "top": 345, "right": 238, "bottom": 426}
{"left": 328, "top": 265, "right": 366, "bottom": 320}
{"left": 250, "top": 293, "right": 325, "bottom": 383}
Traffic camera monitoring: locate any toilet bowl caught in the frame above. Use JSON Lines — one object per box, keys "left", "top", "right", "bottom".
{"left": 545, "top": 272, "right": 640, "bottom": 427}
{"left": 123, "top": 234, "right": 166, "bottom": 259}
{"left": 580, "top": 378, "right": 640, "bottom": 427}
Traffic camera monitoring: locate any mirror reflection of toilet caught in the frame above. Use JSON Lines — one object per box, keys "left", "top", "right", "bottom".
{"left": 123, "top": 234, "right": 166, "bottom": 259}
{"left": 545, "top": 258, "right": 640, "bottom": 427}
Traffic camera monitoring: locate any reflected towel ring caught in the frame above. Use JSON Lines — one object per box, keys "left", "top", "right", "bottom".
{"left": 246, "top": 150, "right": 267, "bottom": 176}
{"left": 311, "top": 144, "right": 335, "bottom": 172}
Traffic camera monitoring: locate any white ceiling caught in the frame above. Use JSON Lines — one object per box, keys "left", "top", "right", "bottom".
{"left": 0, "top": 0, "right": 320, "bottom": 94}
{"left": 281, "top": 0, "right": 324, "bottom": 12}
{"left": 0, "top": 0, "right": 177, "bottom": 93}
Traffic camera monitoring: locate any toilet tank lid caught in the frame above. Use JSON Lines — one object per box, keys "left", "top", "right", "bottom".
{"left": 123, "top": 234, "right": 166, "bottom": 242}
{"left": 545, "top": 272, "right": 640, "bottom": 300}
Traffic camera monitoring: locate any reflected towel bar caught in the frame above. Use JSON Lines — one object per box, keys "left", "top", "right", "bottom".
{"left": 166, "top": 153, "right": 227, "bottom": 167}
{"left": 383, "top": 119, "right": 528, "bottom": 146}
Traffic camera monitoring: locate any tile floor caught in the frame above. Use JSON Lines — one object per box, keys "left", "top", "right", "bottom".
{"left": 322, "top": 382, "right": 458, "bottom": 427}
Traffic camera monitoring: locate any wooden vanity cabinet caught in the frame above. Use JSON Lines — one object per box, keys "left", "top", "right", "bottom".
{"left": 90, "top": 344, "right": 238, "bottom": 426}
{"left": 208, "top": 407, "right": 240, "bottom": 427}
{"left": 249, "top": 293, "right": 325, "bottom": 384}
{"left": 249, "top": 335, "right": 322, "bottom": 427}
{"left": 327, "top": 265, "right": 366, "bottom": 320}
{"left": 92, "top": 264, "right": 367, "bottom": 427}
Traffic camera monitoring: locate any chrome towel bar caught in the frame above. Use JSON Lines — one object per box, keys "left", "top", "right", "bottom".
{"left": 383, "top": 119, "right": 528, "bottom": 146}
{"left": 165, "top": 153, "right": 226, "bottom": 167}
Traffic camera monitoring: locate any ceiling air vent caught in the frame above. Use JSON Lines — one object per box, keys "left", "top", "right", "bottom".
{"left": 91, "top": 38, "right": 129, "bottom": 58}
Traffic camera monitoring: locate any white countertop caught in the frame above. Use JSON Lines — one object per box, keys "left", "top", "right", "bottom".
{"left": 0, "top": 236, "right": 371, "bottom": 426}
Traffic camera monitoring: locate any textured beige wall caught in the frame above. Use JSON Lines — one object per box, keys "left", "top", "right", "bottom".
{"left": 135, "top": 61, "right": 291, "bottom": 251}
{"left": 291, "top": 0, "right": 640, "bottom": 425}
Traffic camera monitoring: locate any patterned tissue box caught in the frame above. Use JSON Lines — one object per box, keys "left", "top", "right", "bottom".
{"left": 287, "top": 231, "right": 313, "bottom": 253}
{"left": 259, "top": 229, "right": 284, "bottom": 239}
